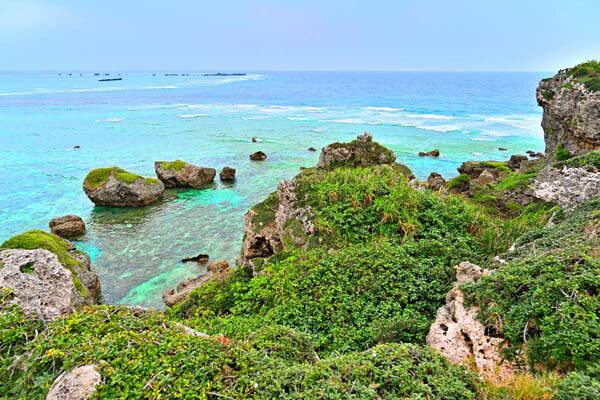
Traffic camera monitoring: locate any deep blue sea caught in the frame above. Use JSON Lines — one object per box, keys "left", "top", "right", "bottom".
{"left": 0, "top": 71, "right": 548, "bottom": 307}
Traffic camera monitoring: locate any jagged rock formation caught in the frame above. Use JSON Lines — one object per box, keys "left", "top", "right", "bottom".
{"left": 49, "top": 215, "right": 86, "bottom": 238}
{"left": 533, "top": 163, "right": 600, "bottom": 209}
{"left": 427, "top": 262, "right": 512, "bottom": 380}
{"left": 162, "top": 261, "right": 230, "bottom": 307}
{"left": 317, "top": 132, "right": 396, "bottom": 169}
{"left": 0, "top": 247, "right": 99, "bottom": 321}
{"left": 418, "top": 149, "right": 440, "bottom": 157}
{"left": 426, "top": 172, "right": 446, "bottom": 191}
{"left": 155, "top": 160, "right": 216, "bottom": 188}
{"left": 83, "top": 166, "right": 164, "bottom": 207}
{"left": 46, "top": 365, "right": 101, "bottom": 400}
{"left": 537, "top": 67, "right": 600, "bottom": 162}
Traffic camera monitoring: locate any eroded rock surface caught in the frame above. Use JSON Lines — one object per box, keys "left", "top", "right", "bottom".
{"left": 317, "top": 132, "right": 395, "bottom": 169}
{"left": 49, "top": 215, "right": 86, "bottom": 238}
{"left": 83, "top": 167, "right": 164, "bottom": 207}
{"left": 155, "top": 161, "right": 216, "bottom": 188}
{"left": 219, "top": 167, "right": 236, "bottom": 182}
{"left": 537, "top": 70, "right": 600, "bottom": 161}
{"left": 0, "top": 248, "right": 99, "bottom": 320}
{"left": 426, "top": 172, "right": 446, "bottom": 191}
{"left": 533, "top": 166, "right": 600, "bottom": 209}
{"left": 46, "top": 365, "right": 101, "bottom": 400}
{"left": 427, "top": 262, "right": 512, "bottom": 380}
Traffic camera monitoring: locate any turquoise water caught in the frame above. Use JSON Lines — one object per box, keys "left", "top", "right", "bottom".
{"left": 0, "top": 71, "right": 547, "bottom": 308}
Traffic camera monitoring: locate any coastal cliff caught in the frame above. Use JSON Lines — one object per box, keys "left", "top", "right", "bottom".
{"left": 1, "top": 64, "right": 599, "bottom": 399}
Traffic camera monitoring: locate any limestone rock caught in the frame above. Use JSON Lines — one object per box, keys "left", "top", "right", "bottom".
{"left": 250, "top": 151, "right": 267, "bottom": 161}
{"left": 49, "top": 215, "right": 86, "bottom": 238}
{"left": 457, "top": 161, "right": 503, "bottom": 181}
{"left": 537, "top": 69, "right": 600, "bottom": 162}
{"left": 418, "top": 149, "right": 440, "bottom": 157}
{"left": 46, "top": 365, "right": 101, "bottom": 400}
{"left": 162, "top": 261, "right": 230, "bottom": 307}
{"left": 219, "top": 167, "right": 236, "bottom": 182}
{"left": 507, "top": 155, "right": 528, "bottom": 171}
{"left": 155, "top": 160, "right": 216, "bottom": 188}
{"left": 427, "top": 262, "right": 512, "bottom": 379}
{"left": 426, "top": 172, "right": 446, "bottom": 191}
{"left": 533, "top": 166, "right": 600, "bottom": 209}
{"left": 317, "top": 132, "right": 396, "bottom": 169}
{"left": 476, "top": 169, "right": 496, "bottom": 186}
{"left": 83, "top": 166, "right": 164, "bottom": 207}
{"left": 0, "top": 247, "right": 99, "bottom": 321}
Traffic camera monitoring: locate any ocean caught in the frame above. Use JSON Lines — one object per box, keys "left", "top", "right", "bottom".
{"left": 0, "top": 71, "right": 548, "bottom": 308}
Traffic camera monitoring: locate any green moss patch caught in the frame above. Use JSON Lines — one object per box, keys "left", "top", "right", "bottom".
{"left": 480, "top": 161, "right": 511, "bottom": 173}
{"left": 445, "top": 173, "right": 471, "bottom": 190}
{"left": 158, "top": 160, "right": 187, "bottom": 171}
{"left": 0, "top": 230, "right": 80, "bottom": 269}
{"left": 84, "top": 166, "right": 149, "bottom": 190}
{"left": 250, "top": 192, "right": 279, "bottom": 232}
{"left": 554, "top": 150, "right": 600, "bottom": 171}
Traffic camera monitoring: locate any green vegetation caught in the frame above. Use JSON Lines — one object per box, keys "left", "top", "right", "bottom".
{"left": 0, "top": 304, "right": 483, "bottom": 399}
{"left": 463, "top": 199, "right": 600, "bottom": 371}
{"left": 0, "top": 230, "right": 80, "bottom": 268}
{"left": 250, "top": 192, "right": 279, "bottom": 232}
{"left": 158, "top": 160, "right": 187, "bottom": 171}
{"left": 554, "top": 143, "right": 572, "bottom": 161}
{"left": 446, "top": 173, "right": 470, "bottom": 190}
{"left": 554, "top": 150, "right": 600, "bottom": 171}
{"left": 561, "top": 82, "right": 573, "bottom": 89}
{"left": 321, "top": 138, "right": 396, "bottom": 169}
{"left": 83, "top": 166, "right": 157, "bottom": 190}
{"left": 567, "top": 60, "right": 600, "bottom": 92}
{"left": 541, "top": 89, "right": 554, "bottom": 100}
{"left": 481, "top": 161, "right": 511, "bottom": 173}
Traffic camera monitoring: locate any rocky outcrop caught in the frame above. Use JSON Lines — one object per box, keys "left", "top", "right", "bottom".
{"left": 219, "top": 167, "right": 236, "bottom": 182}
{"left": 457, "top": 161, "right": 504, "bottom": 181}
{"left": 181, "top": 253, "right": 209, "bottom": 263}
{"left": 427, "top": 262, "right": 512, "bottom": 380}
{"left": 307, "top": 147, "right": 316, "bottom": 152}
{"left": 426, "top": 172, "right": 446, "bottom": 191}
{"left": 83, "top": 166, "right": 164, "bottom": 207}
{"left": 250, "top": 151, "right": 267, "bottom": 161}
{"left": 49, "top": 215, "right": 86, "bottom": 238}
{"left": 162, "top": 261, "right": 230, "bottom": 307}
{"left": 0, "top": 245, "right": 99, "bottom": 320}
{"left": 533, "top": 165, "right": 600, "bottom": 209}
{"left": 537, "top": 68, "right": 600, "bottom": 162}
{"left": 418, "top": 149, "right": 440, "bottom": 157}
{"left": 155, "top": 160, "right": 216, "bottom": 188}
{"left": 46, "top": 365, "right": 101, "bottom": 400}
{"left": 506, "top": 155, "right": 528, "bottom": 170}
{"left": 317, "top": 132, "right": 395, "bottom": 169}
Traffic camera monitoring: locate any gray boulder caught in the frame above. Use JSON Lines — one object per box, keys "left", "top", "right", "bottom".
{"left": 46, "top": 365, "right": 101, "bottom": 400}
{"left": 155, "top": 160, "right": 216, "bottom": 188}
{"left": 533, "top": 165, "right": 600, "bottom": 209}
{"left": 83, "top": 166, "right": 164, "bottom": 207}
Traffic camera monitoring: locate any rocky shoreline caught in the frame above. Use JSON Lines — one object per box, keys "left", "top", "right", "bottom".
{"left": 1, "top": 62, "right": 599, "bottom": 399}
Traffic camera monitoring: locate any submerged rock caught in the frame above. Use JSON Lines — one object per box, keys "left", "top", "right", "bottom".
{"left": 181, "top": 253, "right": 209, "bottom": 263}
{"left": 0, "top": 231, "right": 100, "bottom": 320}
{"left": 49, "top": 215, "right": 86, "bottom": 238}
{"left": 250, "top": 151, "right": 267, "bottom": 161}
{"left": 307, "top": 147, "right": 316, "bottom": 152}
{"left": 427, "top": 262, "right": 512, "bottom": 380}
{"left": 317, "top": 132, "right": 396, "bottom": 169}
{"left": 537, "top": 65, "right": 600, "bottom": 162}
{"left": 162, "top": 261, "right": 230, "bottom": 307}
{"left": 46, "top": 365, "right": 101, "bottom": 400}
{"left": 155, "top": 160, "right": 216, "bottom": 188}
{"left": 219, "top": 166, "right": 236, "bottom": 182}
{"left": 83, "top": 166, "right": 164, "bottom": 207}
{"left": 418, "top": 149, "right": 440, "bottom": 157}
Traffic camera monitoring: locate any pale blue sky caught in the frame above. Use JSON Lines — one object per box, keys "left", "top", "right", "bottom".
{"left": 1, "top": 0, "right": 599, "bottom": 71}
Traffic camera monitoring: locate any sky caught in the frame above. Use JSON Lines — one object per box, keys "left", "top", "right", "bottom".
{"left": 1, "top": 0, "right": 599, "bottom": 71}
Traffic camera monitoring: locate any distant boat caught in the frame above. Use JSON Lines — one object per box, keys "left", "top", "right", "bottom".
{"left": 203, "top": 73, "right": 246, "bottom": 77}
{"left": 98, "top": 78, "right": 122, "bottom": 82}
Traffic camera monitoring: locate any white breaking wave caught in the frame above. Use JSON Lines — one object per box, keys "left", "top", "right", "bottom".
{"left": 178, "top": 114, "right": 207, "bottom": 119}
{"left": 95, "top": 117, "right": 125, "bottom": 122}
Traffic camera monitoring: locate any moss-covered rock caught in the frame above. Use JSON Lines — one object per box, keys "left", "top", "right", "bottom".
{"left": 154, "top": 160, "right": 216, "bottom": 188}
{"left": 317, "top": 132, "right": 397, "bottom": 169}
{"left": 83, "top": 166, "right": 164, "bottom": 207}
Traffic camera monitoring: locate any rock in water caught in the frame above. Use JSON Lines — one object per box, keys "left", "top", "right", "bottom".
{"left": 0, "top": 230, "right": 100, "bottom": 320}
{"left": 426, "top": 172, "right": 446, "bottom": 191}
{"left": 219, "top": 166, "right": 236, "bottom": 182}
{"left": 162, "top": 261, "right": 230, "bottom": 307}
{"left": 83, "top": 166, "right": 164, "bottom": 207}
{"left": 49, "top": 215, "right": 86, "bottom": 238}
{"left": 46, "top": 365, "right": 101, "bottom": 400}
{"left": 181, "top": 253, "right": 209, "bottom": 263}
{"left": 426, "top": 262, "right": 512, "bottom": 380}
{"left": 418, "top": 149, "right": 440, "bottom": 157}
{"left": 537, "top": 65, "right": 600, "bottom": 162}
{"left": 155, "top": 160, "right": 216, "bottom": 188}
{"left": 317, "top": 132, "right": 396, "bottom": 169}
{"left": 250, "top": 151, "right": 267, "bottom": 161}
{"left": 307, "top": 147, "right": 316, "bottom": 152}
